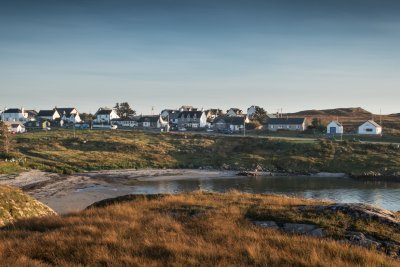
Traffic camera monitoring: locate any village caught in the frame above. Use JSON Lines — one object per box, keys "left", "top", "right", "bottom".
{"left": 0, "top": 105, "right": 384, "bottom": 137}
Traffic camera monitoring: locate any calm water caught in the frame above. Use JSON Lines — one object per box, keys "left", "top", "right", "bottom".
{"left": 128, "top": 176, "right": 400, "bottom": 211}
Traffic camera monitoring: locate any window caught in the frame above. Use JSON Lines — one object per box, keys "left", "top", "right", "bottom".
{"left": 366, "top": 128, "right": 373, "bottom": 132}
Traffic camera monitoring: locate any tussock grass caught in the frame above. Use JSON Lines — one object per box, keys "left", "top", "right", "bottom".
{"left": 0, "top": 192, "right": 397, "bottom": 266}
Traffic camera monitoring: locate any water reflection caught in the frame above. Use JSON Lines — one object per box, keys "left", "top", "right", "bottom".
{"left": 130, "top": 176, "right": 400, "bottom": 211}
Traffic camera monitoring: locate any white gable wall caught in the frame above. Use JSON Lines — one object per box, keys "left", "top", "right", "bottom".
{"left": 358, "top": 122, "right": 382, "bottom": 135}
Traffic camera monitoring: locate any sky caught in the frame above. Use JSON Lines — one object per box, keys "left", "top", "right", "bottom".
{"left": 0, "top": 0, "right": 399, "bottom": 115}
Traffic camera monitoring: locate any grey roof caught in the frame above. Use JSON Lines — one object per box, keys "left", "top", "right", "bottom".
{"left": 3, "top": 108, "right": 23, "bottom": 113}
{"left": 38, "top": 110, "right": 57, "bottom": 117}
{"left": 95, "top": 108, "right": 114, "bottom": 115}
{"left": 214, "top": 116, "right": 246, "bottom": 125}
{"left": 179, "top": 111, "right": 204, "bottom": 118}
{"left": 56, "top": 108, "right": 76, "bottom": 115}
{"left": 138, "top": 115, "right": 160, "bottom": 123}
{"left": 267, "top": 118, "right": 306, "bottom": 125}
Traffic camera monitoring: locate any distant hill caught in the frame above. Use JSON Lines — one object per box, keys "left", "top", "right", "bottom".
{"left": 0, "top": 185, "right": 55, "bottom": 227}
{"left": 291, "top": 107, "right": 372, "bottom": 117}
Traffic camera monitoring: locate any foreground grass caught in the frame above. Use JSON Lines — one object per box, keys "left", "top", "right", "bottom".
{"left": 1, "top": 129, "right": 400, "bottom": 177}
{"left": 0, "top": 192, "right": 398, "bottom": 266}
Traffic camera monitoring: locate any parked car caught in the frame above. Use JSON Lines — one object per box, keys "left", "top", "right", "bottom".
{"left": 178, "top": 127, "right": 187, "bottom": 132}
{"left": 206, "top": 128, "right": 214, "bottom": 132}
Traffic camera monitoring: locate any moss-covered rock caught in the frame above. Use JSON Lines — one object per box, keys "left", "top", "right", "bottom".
{"left": 0, "top": 185, "right": 56, "bottom": 227}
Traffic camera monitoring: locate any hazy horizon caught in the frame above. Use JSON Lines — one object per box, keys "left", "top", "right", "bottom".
{"left": 1, "top": 0, "right": 399, "bottom": 114}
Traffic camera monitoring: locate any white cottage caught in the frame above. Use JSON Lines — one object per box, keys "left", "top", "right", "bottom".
{"left": 1, "top": 108, "right": 29, "bottom": 122}
{"left": 94, "top": 108, "right": 120, "bottom": 124}
{"left": 358, "top": 120, "right": 382, "bottom": 135}
{"left": 327, "top": 121, "right": 344, "bottom": 135}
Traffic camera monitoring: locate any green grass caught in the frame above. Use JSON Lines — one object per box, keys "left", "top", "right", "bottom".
{"left": 1, "top": 129, "right": 400, "bottom": 177}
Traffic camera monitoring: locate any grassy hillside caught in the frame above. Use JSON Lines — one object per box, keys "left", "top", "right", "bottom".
{"left": 1, "top": 129, "right": 400, "bottom": 177}
{"left": 0, "top": 192, "right": 398, "bottom": 266}
{"left": 0, "top": 185, "right": 55, "bottom": 227}
{"left": 290, "top": 107, "right": 400, "bottom": 134}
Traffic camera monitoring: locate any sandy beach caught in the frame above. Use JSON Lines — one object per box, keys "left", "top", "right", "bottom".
{"left": 0, "top": 169, "right": 236, "bottom": 214}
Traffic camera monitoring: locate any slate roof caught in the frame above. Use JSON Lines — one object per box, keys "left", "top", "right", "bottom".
{"left": 95, "top": 108, "right": 114, "bottom": 115}
{"left": 37, "top": 110, "right": 57, "bottom": 117}
{"left": 267, "top": 118, "right": 306, "bottom": 125}
{"left": 3, "top": 108, "right": 23, "bottom": 113}
{"left": 138, "top": 116, "right": 160, "bottom": 123}
{"left": 179, "top": 111, "right": 204, "bottom": 118}
{"left": 214, "top": 116, "right": 246, "bottom": 125}
{"left": 56, "top": 108, "right": 76, "bottom": 115}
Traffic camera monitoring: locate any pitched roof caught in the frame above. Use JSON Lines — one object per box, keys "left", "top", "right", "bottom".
{"left": 267, "top": 118, "right": 306, "bottom": 125}
{"left": 56, "top": 108, "right": 76, "bottom": 115}
{"left": 138, "top": 115, "right": 161, "bottom": 123}
{"left": 362, "top": 120, "right": 382, "bottom": 128}
{"left": 329, "top": 121, "right": 343, "bottom": 127}
{"left": 95, "top": 108, "right": 114, "bottom": 115}
{"left": 3, "top": 108, "right": 23, "bottom": 113}
{"left": 179, "top": 111, "right": 204, "bottom": 118}
{"left": 37, "top": 110, "right": 57, "bottom": 117}
{"left": 214, "top": 116, "right": 246, "bottom": 125}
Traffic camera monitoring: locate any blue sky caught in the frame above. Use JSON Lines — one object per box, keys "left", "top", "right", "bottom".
{"left": 1, "top": 0, "right": 399, "bottom": 114}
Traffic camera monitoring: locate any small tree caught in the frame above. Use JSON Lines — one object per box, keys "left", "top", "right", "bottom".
{"left": 252, "top": 107, "right": 268, "bottom": 124}
{"left": 114, "top": 102, "right": 136, "bottom": 118}
{"left": 80, "top": 113, "right": 95, "bottom": 122}
{"left": 0, "top": 122, "right": 13, "bottom": 155}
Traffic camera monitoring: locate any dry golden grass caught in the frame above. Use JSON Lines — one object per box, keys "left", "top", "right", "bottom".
{"left": 0, "top": 192, "right": 397, "bottom": 266}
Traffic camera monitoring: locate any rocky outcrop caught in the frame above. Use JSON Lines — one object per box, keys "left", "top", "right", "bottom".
{"left": 253, "top": 203, "right": 400, "bottom": 258}
{"left": 298, "top": 203, "right": 400, "bottom": 227}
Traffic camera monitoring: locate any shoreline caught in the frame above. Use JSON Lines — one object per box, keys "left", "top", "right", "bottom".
{"left": 0, "top": 168, "right": 395, "bottom": 214}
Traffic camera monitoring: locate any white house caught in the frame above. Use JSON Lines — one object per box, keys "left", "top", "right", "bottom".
{"left": 327, "top": 121, "right": 344, "bottom": 135}
{"left": 358, "top": 120, "right": 382, "bottom": 135}
{"left": 247, "top": 106, "right": 260, "bottom": 118}
{"left": 4, "top": 122, "right": 26, "bottom": 133}
{"left": 226, "top": 108, "right": 243, "bottom": 117}
{"left": 1, "top": 108, "right": 29, "bottom": 122}
{"left": 112, "top": 117, "right": 139, "bottom": 128}
{"left": 138, "top": 115, "right": 167, "bottom": 128}
{"left": 37, "top": 109, "right": 60, "bottom": 121}
{"left": 56, "top": 108, "right": 82, "bottom": 123}
{"left": 267, "top": 118, "right": 307, "bottom": 131}
{"left": 177, "top": 111, "right": 207, "bottom": 128}
{"left": 213, "top": 116, "right": 250, "bottom": 132}
{"left": 94, "top": 108, "right": 120, "bottom": 124}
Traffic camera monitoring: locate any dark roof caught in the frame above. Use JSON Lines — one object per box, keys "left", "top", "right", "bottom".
{"left": 95, "top": 108, "right": 114, "bottom": 115}
{"left": 138, "top": 115, "right": 160, "bottom": 123}
{"left": 3, "top": 108, "right": 23, "bottom": 113}
{"left": 214, "top": 116, "right": 246, "bottom": 125}
{"left": 56, "top": 108, "right": 76, "bottom": 115}
{"left": 179, "top": 111, "right": 204, "bottom": 118}
{"left": 267, "top": 118, "right": 306, "bottom": 125}
{"left": 38, "top": 110, "right": 57, "bottom": 117}
{"left": 26, "top": 110, "right": 38, "bottom": 116}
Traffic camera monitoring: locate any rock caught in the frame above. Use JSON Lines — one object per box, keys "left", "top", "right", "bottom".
{"left": 283, "top": 223, "right": 318, "bottom": 234}
{"left": 253, "top": 221, "right": 279, "bottom": 230}
{"left": 345, "top": 231, "right": 380, "bottom": 249}
{"left": 309, "top": 228, "right": 325, "bottom": 238}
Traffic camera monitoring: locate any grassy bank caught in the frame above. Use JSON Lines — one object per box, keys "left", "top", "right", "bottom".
{"left": 1, "top": 129, "right": 400, "bottom": 177}
{"left": 0, "top": 192, "right": 398, "bottom": 266}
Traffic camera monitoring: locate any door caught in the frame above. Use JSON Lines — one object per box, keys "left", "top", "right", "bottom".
{"left": 330, "top": 127, "right": 336, "bottom": 134}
